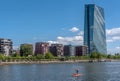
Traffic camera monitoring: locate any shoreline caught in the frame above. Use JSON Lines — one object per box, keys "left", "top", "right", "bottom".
{"left": 0, "top": 59, "right": 119, "bottom": 65}
{"left": 0, "top": 60, "right": 89, "bottom": 65}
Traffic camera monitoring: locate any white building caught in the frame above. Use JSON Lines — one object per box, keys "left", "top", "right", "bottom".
{"left": 0, "top": 38, "right": 13, "bottom": 56}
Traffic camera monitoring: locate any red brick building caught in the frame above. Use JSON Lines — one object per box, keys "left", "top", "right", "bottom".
{"left": 35, "top": 42, "right": 49, "bottom": 55}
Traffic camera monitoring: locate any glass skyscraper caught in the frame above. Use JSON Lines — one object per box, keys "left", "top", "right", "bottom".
{"left": 84, "top": 4, "right": 107, "bottom": 54}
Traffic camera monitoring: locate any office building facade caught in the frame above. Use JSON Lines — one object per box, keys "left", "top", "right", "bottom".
{"left": 84, "top": 4, "right": 107, "bottom": 54}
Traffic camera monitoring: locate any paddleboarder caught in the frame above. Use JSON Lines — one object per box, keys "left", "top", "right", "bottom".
{"left": 75, "top": 68, "right": 79, "bottom": 74}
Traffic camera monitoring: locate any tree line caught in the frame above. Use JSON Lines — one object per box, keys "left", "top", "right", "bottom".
{"left": 0, "top": 43, "right": 120, "bottom": 62}
{"left": 0, "top": 52, "right": 120, "bottom": 62}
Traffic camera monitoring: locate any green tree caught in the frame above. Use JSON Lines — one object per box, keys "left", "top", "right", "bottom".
{"left": 6, "top": 56, "right": 12, "bottom": 62}
{"left": 45, "top": 52, "right": 54, "bottom": 59}
{"left": 11, "top": 53, "right": 20, "bottom": 57}
{"left": 0, "top": 54, "right": 5, "bottom": 60}
{"left": 107, "top": 54, "right": 112, "bottom": 59}
{"left": 36, "top": 54, "right": 45, "bottom": 59}
{"left": 90, "top": 52, "right": 97, "bottom": 59}
{"left": 97, "top": 53, "right": 103, "bottom": 59}
{"left": 20, "top": 44, "right": 33, "bottom": 56}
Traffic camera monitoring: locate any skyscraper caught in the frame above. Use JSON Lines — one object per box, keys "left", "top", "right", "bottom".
{"left": 84, "top": 4, "right": 107, "bottom": 54}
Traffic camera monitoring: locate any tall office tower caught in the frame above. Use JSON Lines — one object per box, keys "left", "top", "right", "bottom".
{"left": 35, "top": 42, "right": 49, "bottom": 55}
{"left": 84, "top": 4, "right": 107, "bottom": 54}
{"left": 0, "top": 38, "right": 13, "bottom": 56}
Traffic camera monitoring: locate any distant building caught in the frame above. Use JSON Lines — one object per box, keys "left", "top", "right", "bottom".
{"left": 49, "top": 44, "right": 64, "bottom": 57}
{"left": 0, "top": 38, "right": 13, "bottom": 56}
{"left": 20, "top": 44, "right": 33, "bottom": 56}
{"left": 84, "top": 4, "right": 107, "bottom": 54}
{"left": 35, "top": 42, "right": 49, "bottom": 55}
{"left": 13, "top": 49, "right": 20, "bottom": 55}
{"left": 75, "top": 46, "right": 88, "bottom": 56}
{"left": 64, "top": 45, "right": 75, "bottom": 56}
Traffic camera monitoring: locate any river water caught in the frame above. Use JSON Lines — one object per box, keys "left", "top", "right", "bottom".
{"left": 0, "top": 62, "right": 120, "bottom": 81}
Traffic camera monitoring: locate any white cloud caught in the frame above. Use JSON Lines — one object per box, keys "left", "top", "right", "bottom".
{"left": 57, "top": 36, "right": 83, "bottom": 41}
{"left": 47, "top": 41, "right": 59, "bottom": 44}
{"left": 107, "top": 46, "right": 120, "bottom": 54}
{"left": 106, "top": 27, "right": 120, "bottom": 43}
{"left": 106, "top": 39, "right": 113, "bottom": 43}
{"left": 48, "top": 36, "right": 83, "bottom": 45}
{"left": 106, "top": 27, "right": 120, "bottom": 36}
{"left": 107, "top": 36, "right": 120, "bottom": 43}
{"left": 112, "top": 36, "right": 120, "bottom": 40}
{"left": 116, "top": 46, "right": 120, "bottom": 50}
{"left": 78, "top": 31, "right": 84, "bottom": 36}
{"left": 69, "top": 27, "right": 79, "bottom": 32}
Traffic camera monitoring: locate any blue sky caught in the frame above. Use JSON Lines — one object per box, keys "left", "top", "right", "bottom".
{"left": 0, "top": 0, "right": 120, "bottom": 54}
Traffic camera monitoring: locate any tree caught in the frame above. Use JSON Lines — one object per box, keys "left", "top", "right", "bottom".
{"left": 90, "top": 52, "right": 106, "bottom": 60}
{"left": 11, "top": 53, "right": 20, "bottom": 57}
{"left": 36, "top": 54, "right": 45, "bottom": 59}
{"left": 97, "top": 53, "right": 103, "bottom": 59}
{"left": 0, "top": 54, "right": 5, "bottom": 60}
{"left": 90, "top": 52, "right": 97, "bottom": 59}
{"left": 107, "top": 54, "right": 112, "bottom": 59}
{"left": 45, "top": 52, "right": 54, "bottom": 59}
{"left": 20, "top": 44, "right": 33, "bottom": 56}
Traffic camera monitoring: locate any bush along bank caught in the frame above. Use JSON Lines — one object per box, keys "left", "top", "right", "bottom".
{"left": 0, "top": 52, "right": 119, "bottom": 64}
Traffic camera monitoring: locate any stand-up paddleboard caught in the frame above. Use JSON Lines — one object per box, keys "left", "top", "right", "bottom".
{"left": 72, "top": 73, "right": 83, "bottom": 77}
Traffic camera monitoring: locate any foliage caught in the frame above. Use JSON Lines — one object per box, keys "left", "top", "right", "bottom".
{"left": 1, "top": 52, "right": 120, "bottom": 62}
{"left": 36, "top": 54, "right": 45, "bottom": 59}
{"left": 20, "top": 44, "right": 33, "bottom": 56}
{"left": 0, "top": 54, "right": 5, "bottom": 60}
{"left": 90, "top": 52, "right": 98, "bottom": 59}
{"left": 90, "top": 52, "right": 106, "bottom": 59}
{"left": 79, "top": 55, "right": 90, "bottom": 60}
{"left": 11, "top": 53, "right": 21, "bottom": 58}
{"left": 45, "top": 52, "right": 54, "bottom": 59}
{"left": 107, "top": 54, "right": 113, "bottom": 59}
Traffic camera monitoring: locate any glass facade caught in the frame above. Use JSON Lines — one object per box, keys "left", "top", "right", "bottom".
{"left": 84, "top": 4, "right": 107, "bottom": 54}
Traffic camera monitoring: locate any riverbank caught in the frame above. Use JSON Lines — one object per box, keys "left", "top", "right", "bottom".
{"left": 0, "top": 60, "right": 89, "bottom": 65}
{"left": 0, "top": 59, "right": 118, "bottom": 65}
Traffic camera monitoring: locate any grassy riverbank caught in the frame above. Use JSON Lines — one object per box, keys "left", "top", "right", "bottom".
{"left": 0, "top": 59, "right": 117, "bottom": 65}
{"left": 0, "top": 60, "right": 89, "bottom": 65}
{"left": 0, "top": 52, "right": 120, "bottom": 65}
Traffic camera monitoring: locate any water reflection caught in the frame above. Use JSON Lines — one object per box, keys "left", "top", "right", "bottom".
{"left": 0, "top": 62, "right": 120, "bottom": 81}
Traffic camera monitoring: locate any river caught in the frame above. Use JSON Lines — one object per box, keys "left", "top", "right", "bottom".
{"left": 0, "top": 62, "right": 120, "bottom": 81}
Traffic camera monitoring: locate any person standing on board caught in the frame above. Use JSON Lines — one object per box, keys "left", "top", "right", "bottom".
{"left": 75, "top": 68, "right": 79, "bottom": 74}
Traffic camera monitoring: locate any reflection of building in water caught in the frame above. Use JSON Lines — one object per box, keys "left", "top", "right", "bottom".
{"left": 0, "top": 38, "right": 13, "bottom": 56}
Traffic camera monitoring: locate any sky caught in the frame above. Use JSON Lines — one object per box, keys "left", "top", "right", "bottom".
{"left": 0, "top": 0, "right": 120, "bottom": 54}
